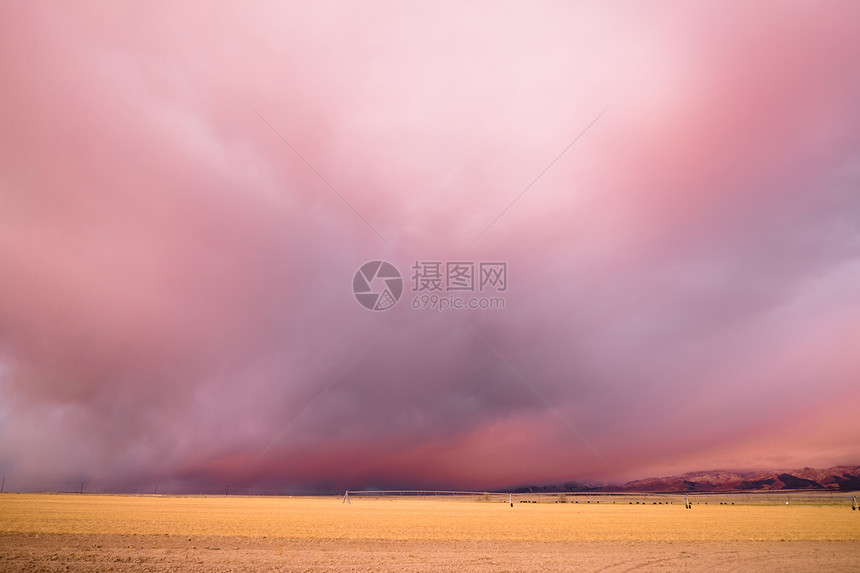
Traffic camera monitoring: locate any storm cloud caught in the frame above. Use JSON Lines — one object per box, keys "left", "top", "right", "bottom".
{"left": 1, "top": 1, "right": 859, "bottom": 492}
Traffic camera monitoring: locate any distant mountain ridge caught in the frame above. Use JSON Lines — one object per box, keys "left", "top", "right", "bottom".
{"left": 511, "top": 465, "right": 860, "bottom": 493}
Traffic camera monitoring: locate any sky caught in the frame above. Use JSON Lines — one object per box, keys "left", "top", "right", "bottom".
{"left": 1, "top": 1, "right": 859, "bottom": 493}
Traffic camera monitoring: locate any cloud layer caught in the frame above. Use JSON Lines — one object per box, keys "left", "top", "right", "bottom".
{"left": 1, "top": 1, "right": 859, "bottom": 492}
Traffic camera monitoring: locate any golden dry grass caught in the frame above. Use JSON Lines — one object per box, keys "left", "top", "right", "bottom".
{"left": 1, "top": 493, "right": 857, "bottom": 542}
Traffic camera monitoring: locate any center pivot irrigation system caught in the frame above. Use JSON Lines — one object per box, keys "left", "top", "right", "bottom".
{"left": 343, "top": 490, "right": 515, "bottom": 506}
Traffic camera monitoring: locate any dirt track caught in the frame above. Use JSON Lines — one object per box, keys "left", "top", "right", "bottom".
{"left": 2, "top": 533, "right": 860, "bottom": 572}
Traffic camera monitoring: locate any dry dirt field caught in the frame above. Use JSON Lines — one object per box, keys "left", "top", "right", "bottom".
{"left": 1, "top": 493, "right": 858, "bottom": 572}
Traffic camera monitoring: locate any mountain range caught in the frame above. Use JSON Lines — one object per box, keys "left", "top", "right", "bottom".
{"left": 511, "top": 465, "right": 860, "bottom": 493}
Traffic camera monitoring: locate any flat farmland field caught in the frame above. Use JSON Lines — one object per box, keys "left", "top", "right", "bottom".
{"left": 1, "top": 494, "right": 858, "bottom": 572}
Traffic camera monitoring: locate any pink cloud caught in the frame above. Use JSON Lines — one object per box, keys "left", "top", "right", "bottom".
{"left": 1, "top": 1, "right": 859, "bottom": 492}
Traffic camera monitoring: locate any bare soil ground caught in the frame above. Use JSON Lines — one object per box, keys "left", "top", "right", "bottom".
{"left": 1, "top": 494, "right": 858, "bottom": 572}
